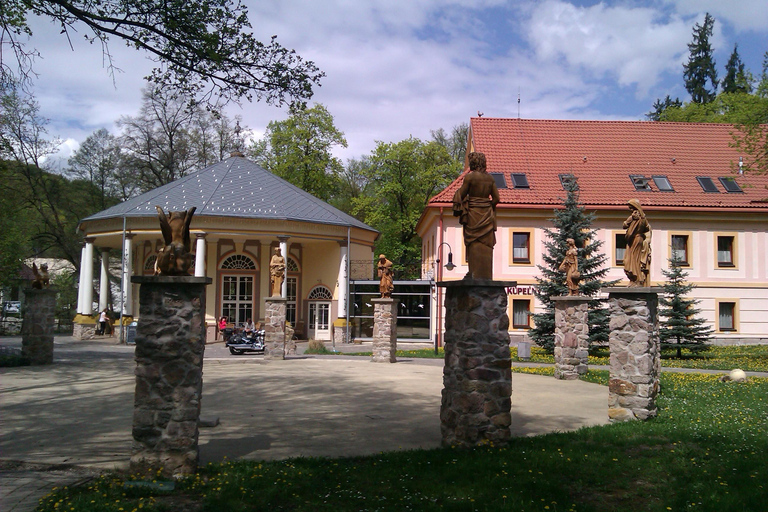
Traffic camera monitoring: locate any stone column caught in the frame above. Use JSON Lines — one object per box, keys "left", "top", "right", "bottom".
{"left": 194, "top": 233, "right": 206, "bottom": 277}
{"left": 278, "top": 236, "right": 289, "bottom": 299}
{"left": 99, "top": 248, "right": 110, "bottom": 312}
{"left": 605, "top": 287, "right": 662, "bottom": 422}
{"left": 264, "top": 297, "right": 287, "bottom": 360}
{"left": 77, "top": 244, "right": 86, "bottom": 314}
{"left": 129, "top": 276, "right": 211, "bottom": 478}
{"left": 122, "top": 234, "right": 134, "bottom": 316}
{"left": 438, "top": 280, "right": 516, "bottom": 448}
{"left": 21, "top": 288, "right": 56, "bottom": 365}
{"left": 337, "top": 241, "right": 348, "bottom": 320}
{"left": 371, "top": 298, "right": 397, "bottom": 362}
{"left": 81, "top": 238, "right": 95, "bottom": 315}
{"left": 552, "top": 296, "right": 591, "bottom": 380}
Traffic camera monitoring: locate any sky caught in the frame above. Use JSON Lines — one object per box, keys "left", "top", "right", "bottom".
{"left": 17, "top": 0, "right": 768, "bottom": 164}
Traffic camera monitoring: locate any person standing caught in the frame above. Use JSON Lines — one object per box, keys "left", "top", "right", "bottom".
{"left": 97, "top": 309, "right": 109, "bottom": 336}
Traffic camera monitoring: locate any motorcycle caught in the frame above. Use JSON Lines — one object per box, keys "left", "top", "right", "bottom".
{"left": 225, "top": 328, "right": 266, "bottom": 355}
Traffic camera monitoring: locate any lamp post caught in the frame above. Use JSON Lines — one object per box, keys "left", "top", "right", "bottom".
{"left": 435, "top": 242, "right": 455, "bottom": 354}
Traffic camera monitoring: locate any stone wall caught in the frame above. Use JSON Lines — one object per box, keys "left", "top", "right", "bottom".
{"left": 439, "top": 280, "right": 515, "bottom": 447}
{"left": 264, "top": 298, "right": 286, "bottom": 360}
{"left": 129, "top": 276, "right": 209, "bottom": 478}
{"left": 552, "top": 296, "right": 591, "bottom": 380}
{"left": 371, "top": 299, "right": 397, "bottom": 363}
{"left": 21, "top": 288, "right": 56, "bottom": 365}
{"left": 606, "top": 288, "right": 661, "bottom": 422}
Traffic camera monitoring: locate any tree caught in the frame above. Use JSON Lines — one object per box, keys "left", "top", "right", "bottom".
{"left": 660, "top": 92, "right": 768, "bottom": 124}
{"left": 646, "top": 95, "right": 683, "bottom": 121}
{"left": 333, "top": 156, "right": 371, "bottom": 220}
{"left": 1, "top": 0, "right": 323, "bottom": 107}
{"left": 530, "top": 183, "right": 618, "bottom": 353}
{"left": 250, "top": 103, "right": 347, "bottom": 202}
{"left": 659, "top": 257, "right": 712, "bottom": 358}
{"left": 353, "top": 137, "right": 457, "bottom": 266}
{"left": 722, "top": 44, "right": 752, "bottom": 94}
{"left": 683, "top": 13, "right": 718, "bottom": 104}
{"left": 431, "top": 123, "right": 469, "bottom": 165}
{"left": 67, "top": 128, "right": 124, "bottom": 210}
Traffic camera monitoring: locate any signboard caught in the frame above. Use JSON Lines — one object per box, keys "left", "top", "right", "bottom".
{"left": 505, "top": 285, "right": 536, "bottom": 296}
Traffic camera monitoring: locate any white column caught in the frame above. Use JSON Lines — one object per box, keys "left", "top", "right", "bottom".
{"left": 279, "top": 236, "right": 289, "bottom": 298}
{"left": 122, "top": 234, "right": 134, "bottom": 316}
{"left": 194, "top": 233, "right": 207, "bottom": 277}
{"left": 338, "top": 242, "right": 348, "bottom": 318}
{"left": 99, "top": 248, "right": 110, "bottom": 312}
{"left": 82, "top": 238, "right": 95, "bottom": 315}
{"left": 77, "top": 244, "right": 87, "bottom": 314}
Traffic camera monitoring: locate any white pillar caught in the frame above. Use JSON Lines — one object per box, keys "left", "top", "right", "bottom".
{"left": 338, "top": 242, "right": 348, "bottom": 318}
{"left": 77, "top": 244, "right": 87, "bottom": 314}
{"left": 279, "top": 236, "right": 289, "bottom": 298}
{"left": 99, "top": 248, "right": 110, "bottom": 312}
{"left": 82, "top": 238, "right": 95, "bottom": 315}
{"left": 122, "top": 234, "right": 134, "bottom": 316}
{"left": 194, "top": 233, "right": 206, "bottom": 277}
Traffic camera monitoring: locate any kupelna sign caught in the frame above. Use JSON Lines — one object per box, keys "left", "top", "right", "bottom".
{"left": 506, "top": 285, "right": 535, "bottom": 295}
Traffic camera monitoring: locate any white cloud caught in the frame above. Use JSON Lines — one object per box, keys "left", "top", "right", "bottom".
{"left": 663, "top": 0, "right": 768, "bottom": 32}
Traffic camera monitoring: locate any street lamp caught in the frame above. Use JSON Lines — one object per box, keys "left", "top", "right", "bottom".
{"left": 435, "top": 242, "right": 455, "bottom": 355}
{"left": 436, "top": 242, "right": 455, "bottom": 271}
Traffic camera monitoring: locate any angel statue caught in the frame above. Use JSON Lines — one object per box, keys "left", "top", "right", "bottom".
{"left": 155, "top": 206, "right": 196, "bottom": 275}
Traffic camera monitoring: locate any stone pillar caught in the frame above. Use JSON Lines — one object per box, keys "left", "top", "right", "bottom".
{"left": 333, "top": 319, "right": 349, "bottom": 345}
{"left": 77, "top": 244, "right": 86, "bottom": 314}
{"left": 285, "top": 324, "right": 296, "bottom": 356}
{"left": 99, "top": 248, "right": 110, "bottom": 312}
{"left": 194, "top": 233, "right": 206, "bottom": 277}
{"left": 122, "top": 234, "right": 134, "bottom": 316}
{"left": 129, "top": 276, "right": 211, "bottom": 478}
{"left": 21, "top": 288, "right": 56, "bottom": 365}
{"left": 337, "top": 241, "right": 348, "bottom": 321}
{"left": 605, "top": 288, "right": 662, "bottom": 422}
{"left": 552, "top": 296, "right": 591, "bottom": 380}
{"left": 438, "top": 280, "right": 517, "bottom": 447}
{"left": 264, "top": 297, "right": 287, "bottom": 360}
{"left": 371, "top": 298, "right": 397, "bottom": 362}
{"left": 278, "top": 236, "right": 289, "bottom": 299}
{"left": 81, "top": 238, "right": 95, "bottom": 315}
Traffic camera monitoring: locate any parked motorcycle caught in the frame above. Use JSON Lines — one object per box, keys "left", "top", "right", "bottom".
{"left": 226, "top": 328, "right": 266, "bottom": 355}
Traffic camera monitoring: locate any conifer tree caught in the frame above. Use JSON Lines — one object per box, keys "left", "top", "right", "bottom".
{"left": 659, "top": 257, "right": 713, "bottom": 358}
{"left": 723, "top": 44, "right": 751, "bottom": 94}
{"left": 530, "top": 183, "right": 617, "bottom": 352}
{"left": 683, "top": 13, "right": 719, "bottom": 104}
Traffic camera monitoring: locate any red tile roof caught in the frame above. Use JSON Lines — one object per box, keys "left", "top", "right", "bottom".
{"left": 429, "top": 118, "right": 768, "bottom": 211}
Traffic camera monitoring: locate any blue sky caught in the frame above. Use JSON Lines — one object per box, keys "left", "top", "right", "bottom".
{"left": 19, "top": 0, "right": 768, "bottom": 163}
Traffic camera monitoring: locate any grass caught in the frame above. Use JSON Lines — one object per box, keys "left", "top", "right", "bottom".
{"left": 37, "top": 371, "right": 767, "bottom": 512}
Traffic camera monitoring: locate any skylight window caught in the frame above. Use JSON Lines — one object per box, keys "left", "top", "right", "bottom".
{"left": 511, "top": 173, "right": 530, "bottom": 189}
{"left": 490, "top": 173, "right": 507, "bottom": 189}
{"left": 718, "top": 177, "right": 743, "bottom": 193}
{"left": 696, "top": 177, "right": 720, "bottom": 193}
{"left": 630, "top": 175, "right": 652, "bottom": 191}
{"left": 559, "top": 173, "right": 578, "bottom": 190}
{"left": 652, "top": 175, "right": 674, "bottom": 192}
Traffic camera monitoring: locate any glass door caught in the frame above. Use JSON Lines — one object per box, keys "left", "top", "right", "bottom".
{"left": 308, "top": 302, "right": 331, "bottom": 340}
{"left": 222, "top": 275, "right": 253, "bottom": 327}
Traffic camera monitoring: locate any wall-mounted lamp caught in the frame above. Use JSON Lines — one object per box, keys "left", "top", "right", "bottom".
{"left": 437, "top": 242, "right": 455, "bottom": 271}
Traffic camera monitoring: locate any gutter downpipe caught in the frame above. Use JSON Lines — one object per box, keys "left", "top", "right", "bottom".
{"left": 346, "top": 226, "right": 351, "bottom": 345}
{"left": 119, "top": 215, "right": 126, "bottom": 344}
{"left": 436, "top": 208, "right": 444, "bottom": 355}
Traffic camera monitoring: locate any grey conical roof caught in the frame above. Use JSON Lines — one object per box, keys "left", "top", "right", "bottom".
{"left": 81, "top": 156, "right": 376, "bottom": 233}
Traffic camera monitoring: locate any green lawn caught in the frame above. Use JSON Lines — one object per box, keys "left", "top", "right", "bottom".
{"left": 37, "top": 370, "right": 767, "bottom": 512}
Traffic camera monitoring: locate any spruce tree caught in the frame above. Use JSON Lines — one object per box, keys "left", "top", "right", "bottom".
{"left": 659, "top": 256, "right": 713, "bottom": 358}
{"left": 530, "top": 183, "right": 618, "bottom": 353}
{"left": 646, "top": 95, "right": 682, "bottom": 121}
{"left": 723, "top": 44, "right": 751, "bottom": 94}
{"left": 683, "top": 13, "right": 719, "bottom": 104}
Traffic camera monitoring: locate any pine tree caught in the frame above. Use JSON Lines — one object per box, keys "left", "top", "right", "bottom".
{"left": 683, "top": 13, "right": 719, "bottom": 104}
{"left": 646, "top": 95, "right": 683, "bottom": 121}
{"left": 723, "top": 44, "right": 751, "bottom": 94}
{"left": 530, "top": 183, "right": 618, "bottom": 353}
{"left": 659, "top": 257, "right": 713, "bottom": 358}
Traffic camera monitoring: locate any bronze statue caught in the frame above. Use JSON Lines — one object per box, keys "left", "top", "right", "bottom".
{"left": 558, "top": 238, "right": 581, "bottom": 296}
{"left": 31, "top": 263, "right": 50, "bottom": 289}
{"left": 452, "top": 152, "right": 499, "bottom": 280}
{"left": 155, "top": 206, "right": 196, "bottom": 275}
{"left": 623, "top": 199, "right": 652, "bottom": 287}
{"left": 269, "top": 247, "right": 286, "bottom": 297}
{"left": 377, "top": 254, "right": 394, "bottom": 298}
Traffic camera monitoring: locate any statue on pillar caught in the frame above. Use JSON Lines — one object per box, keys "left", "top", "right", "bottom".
{"left": 377, "top": 254, "right": 394, "bottom": 298}
{"left": 452, "top": 152, "right": 500, "bottom": 280}
{"left": 558, "top": 238, "right": 581, "bottom": 296}
{"left": 270, "top": 247, "right": 286, "bottom": 297}
{"left": 623, "top": 199, "right": 652, "bottom": 287}
{"left": 155, "top": 206, "right": 196, "bottom": 275}
{"left": 31, "top": 263, "right": 50, "bottom": 289}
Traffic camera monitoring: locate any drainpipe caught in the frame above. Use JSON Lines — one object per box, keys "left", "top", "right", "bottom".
{"left": 436, "top": 208, "right": 444, "bottom": 354}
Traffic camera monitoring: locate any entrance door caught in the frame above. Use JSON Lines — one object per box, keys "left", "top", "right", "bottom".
{"left": 308, "top": 302, "right": 331, "bottom": 340}
{"left": 222, "top": 275, "right": 253, "bottom": 326}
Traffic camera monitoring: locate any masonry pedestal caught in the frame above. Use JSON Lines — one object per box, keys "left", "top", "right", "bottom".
{"left": 129, "top": 276, "right": 210, "bottom": 478}
{"left": 21, "top": 288, "right": 56, "bottom": 365}
{"left": 438, "top": 279, "right": 516, "bottom": 447}
{"left": 264, "top": 297, "right": 287, "bottom": 360}
{"left": 552, "top": 296, "right": 591, "bottom": 380}
{"left": 371, "top": 298, "right": 397, "bottom": 363}
{"left": 604, "top": 287, "right": 662, "bottom": 422}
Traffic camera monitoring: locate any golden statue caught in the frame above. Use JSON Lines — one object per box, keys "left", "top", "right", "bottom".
{"left": 377, "top": 254, "right": 394, "bottom": 298}
{"left": 623, "top": 199, "right": 652, "bottom": 287}
{"left": 270, "top": 247, "right": 286, "bottom": 297}
{"left": 155, "top": 206, "right": 196, "bottom": 275}
{"left": 31, "top": 263, "right": 50, "bottom": 289}
{"left": 558, "top": 238, "right": 581, "bottom": 296}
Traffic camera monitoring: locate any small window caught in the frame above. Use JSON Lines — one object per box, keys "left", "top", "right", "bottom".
{"left": 719, "top": 177, "right": 743, "bottom": 193}
{"left": 671, "top": 235, "right": 689, "bottom": 266}
{"left": 630, "top": 175, "right": 652, "bottom": 191}
{"left": 490, "top": 173, "right": 507, "bottom": 189}
{"left": 512, "top": 232, "right": 531, "bottom": 263}
{"left": 512, "top": 299, "right": 531, "bottom": 329}
{"left": 697, "top": 177, "right": 720, "bottom": 193}
{"left": 511, "top": 173, "right": 530, "bottom": 189}
{"left": 559, "top": 174, "right": 578, "bottom": 190}
{"left": 615, "top": 233, "right": 626, "bottom": 266}
{"left": 717, "top": 236, "right": 734, "bottom": 267}
{"left": 718, "top": 302, "right": 736, "bottom": 331}
{"left": 652, "top": 175, "right": 674, "bottom": 192}
{"left": 307, "top": 285, "right": 333, "bottom": 300}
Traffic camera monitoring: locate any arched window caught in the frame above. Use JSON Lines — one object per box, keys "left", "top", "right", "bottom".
{"left": 287, "top": 257, "right": 299, "bottom": 272}
{"left": 307, "top": 285, "right": 333, "bottom": 300}
{"left": 221, "top": 254, "right": 256, "bottom": 270}
{"left": 220, "top": 254, "right": 256, "bottom": 326}
{"left": 144, "top": 255, "right": 157, "bottom": 275}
